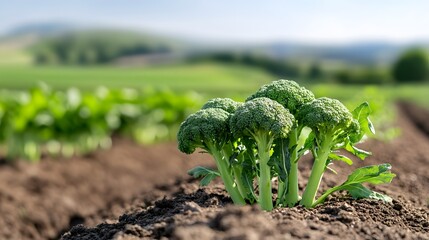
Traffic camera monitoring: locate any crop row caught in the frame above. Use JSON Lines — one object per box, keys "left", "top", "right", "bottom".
{"left": 0, "top": 84, "right": 201, "bottom": 161}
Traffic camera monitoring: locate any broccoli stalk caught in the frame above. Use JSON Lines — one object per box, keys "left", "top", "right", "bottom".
{"left": 221, "top": 142, "right": 252, "bottom": 201}
{"left": 177, "top": 108, "right": 246, "bottom": 205}
{"left": 247, "top": 80, "right": 314, "bottom": 207}
{"left": 253, "top": 130, "right": 276, "bottom": 210}
{"left": 210, "top": 146, "right": 246, "bottom": 205}
{"left": 297, "top": 97, "right": 362, "bottom": 208}
{"left": 283, "top": 127, "right": 299, "bottom": 205}
{"left": 300, "top": 131, "right": 335, "bottom": 207}
{"left": 230, "top": 97, "right": 294, "bottom": 210}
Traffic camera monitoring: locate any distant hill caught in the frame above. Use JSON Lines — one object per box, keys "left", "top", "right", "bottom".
{"left": 4, "top": 22, "right": 76, "bottom": 38}
{"left": 0, "top": 22, "right": 77, "bottom": 50}
{"left": 2, "top": 22, "right": 428, "bottom": 66}
{"left": 0, "top": 23, "right": 181, "bottom": 51}
{"left": 260, "top": 42, "right": 407, "bottom": 65}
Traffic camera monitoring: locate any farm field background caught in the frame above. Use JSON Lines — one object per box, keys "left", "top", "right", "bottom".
{"left": 1, "top": 39, "right": 428, "bottom": 107}
{"left": 1, "top": 62, "right": 428, "bottom": 108}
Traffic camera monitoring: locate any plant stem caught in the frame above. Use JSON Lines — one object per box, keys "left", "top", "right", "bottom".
{"left": 254, "top": 133, "right": 274, "bottom": 211}
{"left": 285, "top": 157, "right": 299, "bottom": 206}
{"left": 312, "top": 186, "right": 340, "bottom": 207}
{"left": 258, "top": 147, "right": 273, "bottom": 210}
{"left": 212, "top": 151, "right": 246, "bottom": 205}
{"left": 300, "top": 136, "right": 332, "bottom": 208}
{"left": 284, "top": 128, "right": 300, "bottom": 207}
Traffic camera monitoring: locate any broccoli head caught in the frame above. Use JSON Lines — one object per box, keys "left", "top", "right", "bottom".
{"left": 246, "top": 79, "right": 314, "bottom": 114}
{"left": 177, "top": 108, "right": 231, "bottom": 154}
{"left": 201, "top": 98, "right": 242, "bottom": 114}
{"left": 230, "top": 97, "right": 294, "bottom": 141}
{"left": 297, "top": 97, "right": 353, "bottom": 139}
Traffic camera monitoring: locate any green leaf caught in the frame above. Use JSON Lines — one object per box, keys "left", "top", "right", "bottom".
{"left": 345, "top": 163, "right": 395, "bottom": 185}
{"left": 352, "top": 102, "right": 376, "bottom": 136}
{"left": 344, "top": 183, "right": 392, "bottom": 202}
{"left": 297, "top": 131, "right": 315, "bottom": 159}
{"left": 345, "top": 142, "right": 371, "bottom": 160}
{"left": 241, "top": 157, "right": 257, "bottom": 202}
{"left": 270, "top": 138, "right": 289, "bottom": 182}
{"left": 188, "top": 166, "right": 220, "bottom": 186}
{"left": 314, "top": 163, "right": 395, "bottom": 206}
{"left": 329, "top": 153, "right": 353, "bottom": 165}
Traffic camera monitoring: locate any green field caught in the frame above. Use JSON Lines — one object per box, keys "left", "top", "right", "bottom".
{"left": 0, "top": 63, "right": 274, "bottom": 97}
{"left": 0, "top": 60, "right": 428, "bottom": 107}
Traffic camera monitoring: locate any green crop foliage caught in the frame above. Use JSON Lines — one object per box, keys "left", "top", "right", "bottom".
{"left": 0, "top": 84, "right": 202, "bottom": 161}
{"left": 179, "top": 79, "right": 395, "bottom": 210}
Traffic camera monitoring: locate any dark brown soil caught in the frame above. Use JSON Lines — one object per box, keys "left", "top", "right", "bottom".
{"left": 1, "top": 102, "right": 429, "bottom": 240}
{"left": 0, "top": 139, "right": 210, "bottom": 240}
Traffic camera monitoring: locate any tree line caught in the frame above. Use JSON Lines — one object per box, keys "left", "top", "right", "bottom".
{"left": 32, "top": 30, "right": 171, "bottom": 65}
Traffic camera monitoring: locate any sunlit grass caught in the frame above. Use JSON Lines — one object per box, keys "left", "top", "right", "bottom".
{"left": 0, "top": 61, "right": 427, "bottom": 107}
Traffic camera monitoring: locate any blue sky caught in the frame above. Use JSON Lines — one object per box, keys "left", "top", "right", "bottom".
{"left": 1, "top": 0, "right": 429, "bottom": 44}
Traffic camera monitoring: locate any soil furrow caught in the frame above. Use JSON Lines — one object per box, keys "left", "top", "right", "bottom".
{"left": 398, "top": 101, "right": 429, "bottom": 137}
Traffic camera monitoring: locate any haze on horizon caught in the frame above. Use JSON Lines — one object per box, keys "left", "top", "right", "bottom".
{"left": 1, "top": 0, "right": 429, "bottom": 44}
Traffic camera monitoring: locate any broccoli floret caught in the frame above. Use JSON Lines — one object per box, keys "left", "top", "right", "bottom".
{"left": 230, "top": 97, "right": 294, "bottom": 210}
{"left": 201, "top": 98, "right": 242, "bottom": 114}
{"left": 177, "top": 108, "right": 245, "bottom": 205}
{"left": 297, "top": 97, "right": 358, "bottom": 208}
{"left": 177, "top": 108, "right": 231, "bottom": 154}
{"left": 247, "top": 80, "right": 315, "bottom": 207}
{"left": 298, "top": 97, "right": 353, "bottom": 135}
{"left": 246, "top": 79, "right": 314, "bottom": 114}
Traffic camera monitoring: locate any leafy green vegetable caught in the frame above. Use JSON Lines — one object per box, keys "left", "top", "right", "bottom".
{"left": 0, "top": 85, "right": 201, "bottom": 161}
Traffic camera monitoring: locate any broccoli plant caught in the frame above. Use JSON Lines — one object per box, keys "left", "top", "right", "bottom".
{"left": 230, "top": 97, "right": 294, "bottom": 210}
{"left": 297, "top": 98, "right": 394, "bottom": 208}
{"left": 247, "top": 79, "right": 314, "bottom": 207}
{"left": 179, "top": 80, "right": 395, "bottom": 211}
{"left": 199, "top": 98, "right": 253, "bottom": 201}
{"left": 177, "top": 107, "right": 246, "bottom": 205}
